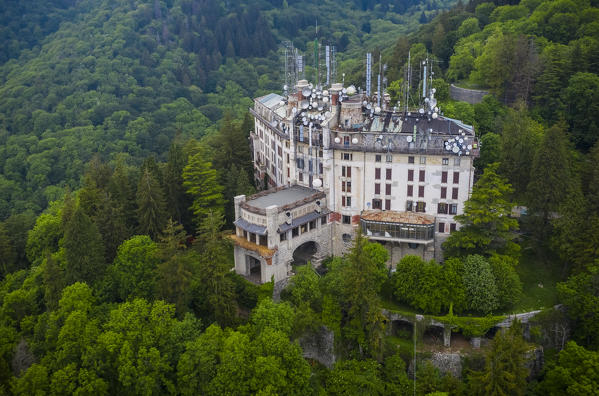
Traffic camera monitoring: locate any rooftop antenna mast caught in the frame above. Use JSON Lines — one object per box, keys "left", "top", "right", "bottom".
{"left": 330, "top": 45, "right": 337, "bottom": 85}
{"left": 314, "top": 19, "right": 319, "bottom": 88}
{"left": 377, "top": 52, "right": 382, "bottom": 107}
{"left": 366, "top": 52, "right": 372, "bottom": 98}
{"left": 405, "top": 50, "right": 412, "bottom": 113}
{"left": 282, "top": 41, "right": 298, "bottom": 93}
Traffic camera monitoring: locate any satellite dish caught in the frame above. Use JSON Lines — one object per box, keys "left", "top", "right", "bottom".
{"left": 303, "top": 119, "right": 308, "bottom": 125}
{"left": 323, "top": 90, "right": 329, "bottom": 96}
{"left": 378, "top": 134, "right": 383, "bottom": 140}
{"left": 459, "top": 138, "right": 464, "bottom": 143}
{"left": 301, "top": 101, "right": 309, "bottom": 109}
{"left": 308, "top": 83, "right": 313, "bottom": 89}
{"left": 452, "top": 146, "right": 459, "bottom": 153}
{"left": 363, "top": 101, "right": 367, "bottom": 106}
{"left": 324, "top": 111, "right": 331, "bottom": 118}
{"left": 339, "top": 97, "right": 343, "bottom": 103}
{"left": 352, "top": 137, "right": 359, "bottom": 144}
{"left": 302, "top": 88, "right": 311, "bottom": 97}
{"left": 366, "top": 103, "right": 372, "bottom": 110}
{"left": 407, "top": 136, "right": 413, "bottom": 143}
{"left": 419, "top": 108, "right": 425, "bottom": 114}
{"left": 283, "top": 84, "right": 288, "bottom": 91}
{"left": 313, "top": 179, "right": 322, "bottom": 188}
{"left": 432, "top": 112, "right": 438, "bottom": 119}
{"left": 342, "top": 88, "right": 347, "bottom": 94}
{"left": 346, "top": 85, "right": 356, "bottom": 95}
{"left": 432, "top": 88, "right": 436, "bottom": 93}
{"left": 308, "top": 105, "right": 313, "bottom": 110}
{"left": 334, "top": 137, "right": 341, "bottom": 143}
{"left": 424, "top": 97, "right": 430, "bottom": 103}
{"left": 318, "top": 106, "right": 323, "bottom": 111}
{"left": 375, "top": 106, "right": 381, "bottom": 113}
{"left": 466, "top": 151, "right": 470, "bottom": 155}
{"left": 467, "top": 144, "right": 472, "bottom": 150}
{"left": 323, "top": 97, "right": 329, "bottom": 103}
{"left": 271, "top": 120, "right": 278, "bottom": 127}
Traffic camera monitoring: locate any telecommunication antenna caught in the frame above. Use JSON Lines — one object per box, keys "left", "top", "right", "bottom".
{"left": 330, "top": 45, "right": 337, "bottom": 85}
{"left": 377, "top": 53, "right": 382, "bottom": 107}
{"left": 366, "top": 52, "right": 372, "bottom": 97}
{"left": 282, "top": 41, "right": 298, "bottom": 93}
{"left": 325, "top": 45, "right": 331, "bottom": 86}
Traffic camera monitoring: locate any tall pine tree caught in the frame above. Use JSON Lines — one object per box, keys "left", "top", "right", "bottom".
{"left": 62, "top": 206, "right": 105, "bottom": 286}
{"left": 136, "top": 168, "right": 167, "bottom": 240}
{"left": 183, "top": 150, "right": 224, "bottom": 228}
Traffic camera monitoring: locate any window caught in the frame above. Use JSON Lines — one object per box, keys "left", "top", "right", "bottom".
{"left": 441, "top": 187, "right": 447, "bottom": 199}
{"left": 347, "top": 181, "right": 352, "bottom": 192}
{"left": 406, "top": 200, "right": 414, "bottom": 211}
{"left": 450, "top": 223, "right": 457, "bottom": 232}
{"left": 280, "top": 232, "right": 287, "bottom": 241}
{"left": 375, "top": 183, "right": 381, "bottom": 194}
{"left": 419, "top": 170, "right": 425, "bottom": 182}
{"left": 386, "top": 168, "right": 392, "bottom": 180}
{"left": 342, "top": 181, "right": 346, "bottom": 192}
{"left": 418, "top": 185, "right": 425, "bottom": 197}
{"left": 407, "top": 185, "right": 413, "bottom": 197}
{"left": 452, "top": 187, "right": 459, "bottom": 199}
{"left": 408, "top": 169, "right": 414, "bottom": 182}
{"left": 321, "top": 216, "right": 327, "bottom": 225}
{"left": 309, "top": 220, "right": 316, "bottom": 230}
{"left": 301, "top": 223, "right": 308, "bottom": 233}
{"left": 454, "top": 157, "right": 461, "bottom": 166}
{"left": 346, "top": 196, "right": 352, "bottom": 207}
{"left": 416, "top": 201, "right": 426, "bottom": 212}
{"left": 375, "top": 154, "right": 382, "bottom": 162}
{"left": 342, "top": 166, "right": 352, "bottom": 178}
{"left": 319, "top": 163, "right": 323, "bottom": 174}
{"left": 453, "top": 172, "right": 460, "bottom": 184}
{"left": 408, "top": 156, "right": 415, "bottom": 164}
{"left": 420, "top": 156, "right": 427, "bottom": 164}
{"left": 386, "top": 154, "right": 393, "bottom": 163}
{"left": 385, "top": 199, "right": 391, "bottom": 210}
{"left": 298, "top": 145, "right": 303, "bottom": 153}
{"left": 438, "top": 222, "right": 445, "bottom": 233}
{"left": 343, "top": 152, "right": 352, "bottom": 160}
{"left": 286, "top": 154, "right": 289, "bottom": 164}
{"left": 438, "top": 203, "right": 448, "bottom": 214}
{"left": 277, "top": 146, "right": 282, "bottom": 157}
{"left": 441, "top": 171, "right": 448, "bottom": 183}
{"left": 342, "top": 215, "right": 351, "bottom": 224}
{"left": 372, "top": 199, "right": 382, "bottom": 209}
{"left": 386, "top": 184, "right": 391, "bottom": 195}
{"left": 292, "top": 227, "right": 299, "bottom": 237}
{"left": 449, "top": 203, "right": 458, "bottom": 215}
{"left": 375, "top": 168, "right": 381, "bottom": 179}
{"left": 299, "top": 173, "right": 303, "bottom": 182}
{"left": 344, "top": 136, "right": 350, "bottom": 146}
{"left": 341, "top": 196, "right": 346, "bottom": 206}
{"left": 442, "top": 158, "right": 449, "bottom": 165}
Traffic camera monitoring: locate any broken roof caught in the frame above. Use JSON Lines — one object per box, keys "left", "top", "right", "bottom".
{"left": 361, "top": 210, "right": 435, "bottom": 225}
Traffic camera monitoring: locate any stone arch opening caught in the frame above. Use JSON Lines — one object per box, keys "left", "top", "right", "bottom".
{"left": 292, "top": 241, "right": 319, "bottom": 266}
{"left": 423, "top": 325, "right": 444, "bottom": 346}
{"left": 245, "top": 254, "right": 262, "bottom": 283}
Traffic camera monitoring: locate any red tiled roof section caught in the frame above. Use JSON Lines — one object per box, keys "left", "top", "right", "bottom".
{"left": 361, "top": 210, "right": 435, "bottom": 225}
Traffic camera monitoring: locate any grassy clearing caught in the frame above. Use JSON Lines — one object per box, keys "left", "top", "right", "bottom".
{"left": 511, "top": 242, "right": 565, "bottom": 313}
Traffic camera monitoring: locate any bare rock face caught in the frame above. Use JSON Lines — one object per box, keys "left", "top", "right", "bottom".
{"left": 430, "top": 352, "right": 463, "bottom": 378}
{"left": 298, "top": 326, "right": 336, "bottom": 368}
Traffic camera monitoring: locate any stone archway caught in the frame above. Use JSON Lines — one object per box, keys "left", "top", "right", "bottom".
{"left": 292, "top": 241, "right": 320, "bottom": 266}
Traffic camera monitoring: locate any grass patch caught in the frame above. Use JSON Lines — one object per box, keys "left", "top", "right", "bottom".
{"left": 512, "top": 242, "right": 565, "bottom": 313}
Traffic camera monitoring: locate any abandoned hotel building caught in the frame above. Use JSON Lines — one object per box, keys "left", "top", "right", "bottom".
{"left": 232, "top": 79, "right": 479, "bottom": 283}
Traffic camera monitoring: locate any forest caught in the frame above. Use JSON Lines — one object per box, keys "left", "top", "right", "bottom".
{"left": 1, "top": 0, "right": 599, "bottom": 394}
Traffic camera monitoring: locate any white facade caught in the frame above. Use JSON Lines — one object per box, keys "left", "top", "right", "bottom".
{"left": 240, "top": 80, "right": 479, "bottom": 280}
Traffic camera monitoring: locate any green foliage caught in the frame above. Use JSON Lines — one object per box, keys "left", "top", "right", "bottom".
{"left": 326, "top": 359, "right": 385, "bottom": 395}
{"left": 183, "top": 151, "right": 224, "bottom": 228}
{"left": 541, "top": 341, "right": 599, "bottom": 395}
{"left": 250, "top": 299, "right": 295, "bottom": 337}
{"left": 443, "top": 163, "right": 519, "bottom": 258}
{"left": 136, "top": 168, "right": 167, "bottom": 240}
{"left": 107, "top": 235, "right": 160, "bottom": 302}
{"left": 463, "top": 255, "right": 499, "bottom": 314}
{"left": 62, "top": 206, "right": 105, "bottom": 287}
{"left": 557, "top": 262, "right": 599, "bottom": 349}
{"left": 469, "top": 323, "right": 530, "bottom": 396}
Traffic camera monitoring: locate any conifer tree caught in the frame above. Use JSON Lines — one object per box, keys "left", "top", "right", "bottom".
{"left": 62, "top": 206, "right": 105, "bottom": 286}
{"left": 469, "top": 322, "right": 529, "bottom": 396}
{"left": 163, "top": 142, "right": 190, "bottom": 227}
{"left": 0, "top": 223, "right": 17, "bottom": 277}
{"left": 527, "top": 123, "right": 572, "bottom": 230}
{"left": 443, "top": 163, "right": 519, "bottom": 258}
{"left": 156, "top": 219, "right": 192, "bottom": 316}
{"left": 194, "top": 211, "right": 237, "bottom": 326}
{"left": 499, "top": 103, "right": 542, "bottom": 201}
{"left": 136, "top": 167, "right": 167, "bottom": 240}
{"left": 43, "top": 253, "right": 63, "bottom": 311}
{"left": 183, "top": 151, "right": 224, "bottom": 228}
